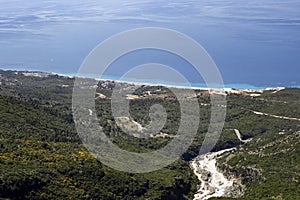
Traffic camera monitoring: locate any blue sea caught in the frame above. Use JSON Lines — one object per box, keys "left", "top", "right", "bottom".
{"left": 0, "top": 0, "right": 299, "bottom": 89}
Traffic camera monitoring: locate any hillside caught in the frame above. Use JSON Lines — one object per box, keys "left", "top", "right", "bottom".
{"left": 0, "top": 69, "right": 299, "bottom": 199}
{"left": 0, "top": 70, "right": 198, "bottom": 199}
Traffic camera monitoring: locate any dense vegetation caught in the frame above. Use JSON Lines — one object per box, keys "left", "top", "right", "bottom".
{"left": 0, "top": 70, "right": 199, "bottom": 199}
{"left": 0, "top": 69, "right": 299, "bottom": 199}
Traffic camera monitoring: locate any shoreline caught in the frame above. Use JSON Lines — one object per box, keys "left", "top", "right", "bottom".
{"left": 1, "top": 68, "right": 298, "bottom": 91}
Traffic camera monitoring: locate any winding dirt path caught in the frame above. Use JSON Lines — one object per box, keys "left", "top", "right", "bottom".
{"left": 233, "top": 129, "right": 253, "bottom": 143}
{"left": 250, "top": 110, "right": 300, "bottom": 122}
